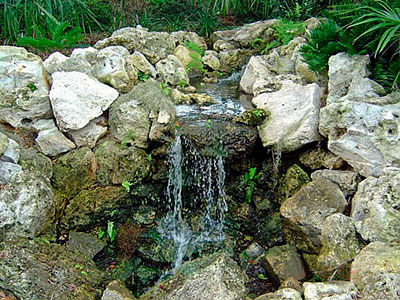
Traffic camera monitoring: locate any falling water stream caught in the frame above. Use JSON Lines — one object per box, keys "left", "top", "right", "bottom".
{"left": 159, "top": 134, "right": 228, "bottom": 272}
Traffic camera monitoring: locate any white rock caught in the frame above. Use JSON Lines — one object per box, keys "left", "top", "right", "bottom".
{"left": 2, "top": 138, "right": 20, "bottom": 163}
{"left": 92, "top": 46, "right": 132, "bottom": 92}
{"left": 35, "top": 127, "right": 76, "bottom": 156}
{"left": 127, "top": 51, "right": 157, "bottom": 77}
{"left": 311, "top": 170, "right": 358, "bottom": 197}
{"left": 32, "top": 119, "right": 55, "bottom": 131}
{"left": 0, "top": 171, "right": 56, "bottom": 238}
{"left": 351, "top": 168, "right": 400, "bottom": 243}
{"left": 327, "top": 52, "right": 370, "bottom": 105}
{"left": 202, "top": 50, "right": 220, "bottom": 71}
{"left": 0, "top": 46, "right": 51, "bottom": 128}
{"left": 43, "top": 52, "right": 68, "bottom": 74}
{"left": 240, "top": 55, "right": 274, "bottom": 94}
{"left": 303, "top": 281, "right": 358, "bottom": 300}
{"left": 68, "top": 117, "right": 108, "bottom": 148}
{"left": 0, "top": 162, "right": 22, "bottom": 185}
{"left": 253, "top": 80, "right": 323, "bottom": 152}
{"left": 63, "top": 47, "right": 98, "bottom": 73}
{"left": 319, "top": 98, "right": 400, "bottom": 177}
{"left": 155, "top": 55, "right": 189, "bottom": 85}
{"left": 49, "top": 71, "right": 119, "bottom": 131}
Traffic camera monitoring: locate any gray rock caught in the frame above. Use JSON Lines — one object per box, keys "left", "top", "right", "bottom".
{"left": 127, "top": 51, "right": 157, "bottom": 77}
{"left": 0, "top": 237, "right": 105, "bottom": 300}
{"left": 211, "top": 19, "right": 278, "bottom": 48}
{"left": 0, "top": 46, "right": 52, "bottom": 128}
{"left": 255, "top": 288, "right": 302, "bottom": 300}
{"left": 43, "top": 51, "right": 68, "bottom": 74}
{"left": 49, "top": 71, "right": 119, "bottom": 131}
{"left": 311, "top": 170, "right": 359, "bottom": 197}
{"left": 35, "top": 126, "right": 76, "bottom": 156}
{"left": 109, "top": 81, "right": 175, "bottom": 148}
{"left": 242, "top": 242, "right": 266, "bottom": 260}
{"left": 303, "top": 281, "right": 358, "bottom": 300}
{"left": 280, "top": 178, "right": 347, "bottom": 253}
{"left": 155, "top": 54, "right": 189, "bottom": 85}
{"left": 92, "top": 46, "right": 133, "bottom": 92}
{"left": 317, "top": 213, "right": 362, "bottom": 272}
{"left": 351, "top": 241, "right": 400, "bottom": 300}
{"left": 327, "top": 52, "right": 370, "bottom": 105}
{"left": 94, "top": 26, "right": 177, "bottom": 64}
{"left": 18, "top": 147, "right": 53, "bottom": 178}
{"left": 262, "top": 244, "right": 306, "bottom": 284}
{"left": 170, "top": 30, "right": 207, "bottom": 51}
{"left": 63, "top": 47, "right": 99, "bottom": 73}
{"left": 351, "top": 168, "right": 400, "bottom": 243}
{"left": 68, "top": 116, "right": 108, "bottom": 148}
{"left": 253, "top": 74, "right": 304, "bottom": 96}
{"left": 299, "top": 149, "right": 344, "bottom": 170}
{"left": 102, "top": 280, "right": 136, "bottom": 300}
{"left": 253, "top": 80, "right": 323, "bottom": 152}
{"left": 202, "top": 50, "right": 221, "bottom": 71}
{"left": 218, "top": 49, "right": 248, "bottom": 73}
{"left": 31, "top": 119, "right": 55, "bottom": 131}
{"left": 1, "top": 138, "right": 20, "bottom": 163}
{"left": 67, "top": 232, "right": 106, "bottom": 260}
{"left": 240, "top": 55, "right": 273, "bottom": 94}
{"left": 319, "top": 95, "right": 400, "bottom": 177}
{"left": 0, "top": 171, "right": 56, "bottom": 238}
{"left": 0, "top": 132, "right": 8, "bottom": 156}
{"left": 140, "top": 253, "right": 248, "bottom": 300}
{"left": 0, "top": 162, "right": 22, "bottom": 185}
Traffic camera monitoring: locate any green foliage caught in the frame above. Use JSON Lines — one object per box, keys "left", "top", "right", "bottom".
{"left": 138, "top": 71, "right": 150, "bottom": 82}
{"left": 122, "top": 181, "right": 134, "bottom": 193}
{"left": 121, "top": 129, "right": 135, "bottom": 147}
{"left": 0, "top": 0, "right": 104, "bottom": 42}
{"left": 243, "top": 167, "right": 260, "bottom": 204}
{"left": 252, "top": 20, "right": 304, "bottom": 54}
{"left": 16, "top": 20, "right": 84, "bottom": 51}
{"left": 184, "top": 40, "right": 205, "bottom": 56}
{"left": 158, "top": 82, "right": 171, "bottom": 95}
{"left": 107, "top": 220, "right": 116, "bottom": 243}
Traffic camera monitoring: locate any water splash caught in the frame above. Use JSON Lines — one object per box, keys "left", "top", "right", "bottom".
{"left": 159, "top": 134, "right": 228, "bottom": 272}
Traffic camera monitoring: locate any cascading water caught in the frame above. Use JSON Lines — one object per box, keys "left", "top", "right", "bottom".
{"left": 159, "top": 133, "right": 228, "bottom": 272}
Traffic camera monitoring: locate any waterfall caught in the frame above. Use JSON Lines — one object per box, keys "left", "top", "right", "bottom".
{"left": 159, "top": 134, "right": 228, "bottom": 272}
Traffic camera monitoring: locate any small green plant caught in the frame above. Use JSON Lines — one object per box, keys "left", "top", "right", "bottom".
{"left": 27, "top": 83, "right": 37, "bottom": 91}
{"left": 205, "top": 119, "right": 213, "bottom": 128}
{"left": 147, "top": 154, "right": 152, "bottom": 163}
{"left": 138, "top": 71, "right": 150, "bottom": 82}
{"left": 159, "top": 82, "right": 171, "bottom": 95}
{"left": 122, "top": 181, "right": 134, "bottom": 193}
{"left": 107, "top": 220, "right": 116, "bottom": 243}
{"left": 177, "top": 79, "right": 188, "bottom": 88}
{"left": 184, "top": 40, "right": 205, "bottom": 56}
{"left": 121, "top": 129, "right": 135, "bottom": 147}
{"left": 243, "top": 167, "right": 260, "bottom": 204}
{"left": 97, "top": 227, "right": 106, "bottom": 239}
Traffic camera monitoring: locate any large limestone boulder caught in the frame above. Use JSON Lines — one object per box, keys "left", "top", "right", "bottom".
{"left": 351, "top": 241, "right": 400, "bottom": 300}
{"left": 262, "top": 244, "right": 306, "bottom": 284}
{"left": 49, "top": 71, "right": 119, "bottom": 131}
{"left": 94, "top": 26, "right": 177, "bottom": 64}
{"left": 317, "top": 213, "right": 362, "bottom": 274}
{"left": 319, "top": 93, "right": 400, "bottom": 177}
{"left": 240, "top": 55, "right": 273, "bottom": 94}
{"left": 140, "top": 253, "right": 248, "bottom": 300}
{"left": 94, "top": 140, "right": 151, "bottom": 186}
{"left": 52, "top": 147, "right": 97, "bottom": 200}
{"left": 109, "top": 81, "right": 175, "bottom": 148}
{"left": 351, "top": 168, "right": 400, "bottom": 243}
{"left": 253, "top": 80, "right": 323, "bottom": 152}
{"left": 211, "top": 20, "right": 278, "bottom": 49}
{"left": 0, "top": 46, "right": 51, "bottom": 128}
{"left": 0, "top": 171, "right": 56, "bottom": 238}
{"left": 280, "top": 178, "right": 347, "bottom": 253}
{"left": 155, "top": 55, "right": 189, "bottom": 85}
{"left": 0, "top": 237, "right": 105, "bottom": 300}
{"left": 92, "top": 46, "right": 133, "bottom": 92}
{"left": 303, "top": 281, "right": 358, "bottom": 300}
{"left": 255, "top": 288, "right": 302, "bottom": 300}
{"left": 311, "top": 170, "right": 359, "bottom": 197}
{"left": 326, "top": 52, "right": 370, "bottom": 105}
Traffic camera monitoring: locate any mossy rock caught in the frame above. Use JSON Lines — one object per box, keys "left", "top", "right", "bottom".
{"left": 0, "top": 237, "right": 106, "bottom": 300}
{"left": 233, "top": 108, "right": 270, "bottom": 126}
{"left": 256, "top": 212, "right": 283, "bottom": 248}
{"left": 137, "top": 228, "right": 175, "bottom": 264}
{"left": 52, "top": 147, "right": 96, "bottom": 199}
{"left": 60, "top": 186, "right": 130, "bottom": 231}
{"left": 18, "top": 147, "right": 53, "bottom": 179}
{"left": 278, "top": 164, "right": 310, "bottom": 203}
{"left": 94, "top": 140, "right": 151, "bottom": 186}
